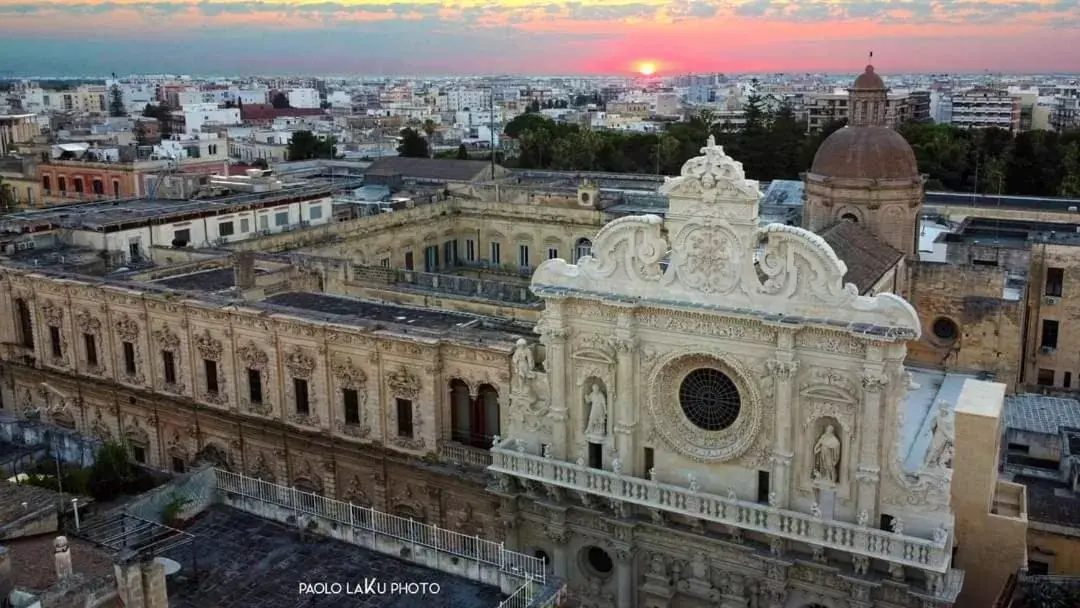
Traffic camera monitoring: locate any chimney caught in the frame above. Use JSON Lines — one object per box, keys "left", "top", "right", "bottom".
{"left": 54, "top": 536, "right": 73, "bottom": 581}
{"left": 232, "top": 251, "right": 255, "bottom": 291}
{"left": 113, "top": 550, "right": 168, "bottom": 608}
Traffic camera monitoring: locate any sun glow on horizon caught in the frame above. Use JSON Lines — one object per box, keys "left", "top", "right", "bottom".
{"left": 637, "top": 61, "right": 657, "bottom": 76}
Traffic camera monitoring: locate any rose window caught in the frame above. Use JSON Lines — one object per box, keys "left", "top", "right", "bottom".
{"left": 678, "top": 368, "right": 741, "bottom": 431}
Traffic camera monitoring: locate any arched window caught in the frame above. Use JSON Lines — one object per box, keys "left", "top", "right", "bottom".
{"left": 448, "top": 380, "right": 501, "bottom": 449}
{"left": 840, "top": 213, "right": 858, "bottom": 223}
{"left": 574, "top": 238, "right": 593, "bottom": 263}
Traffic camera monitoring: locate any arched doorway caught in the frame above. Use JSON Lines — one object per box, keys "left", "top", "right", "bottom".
{"left": 574, "top": 238, "right": 593, "bottom": 263}
{"left": 448, "top": 380, "right": 501, "bottom": 449}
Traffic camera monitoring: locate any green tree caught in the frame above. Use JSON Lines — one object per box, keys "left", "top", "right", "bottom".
{"left": 422, "top": 119, "right": 438, "bottom": 158}
{"left": 397, "top": 128, "right": 429, "bottom": 158}
{"left": 108, "top": 84, "right": 126, "bottom": 117}
{"left": 456, "top": 144, "right": 469, "bottom": 160}
{"left": 286, "top": 130, "right": 336, "bottom": 161}
{"left": 270, "top": 92, "right": 290, "bottom": 109}
{"left": 1060, "top": 142, "right": 1080, "bottom": 197}
{"left": 89, "top": 441, "right": 136, "bottom": 501}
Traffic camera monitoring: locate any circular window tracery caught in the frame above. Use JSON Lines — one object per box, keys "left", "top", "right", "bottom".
{"left": 679, "top": 368, "right": 741, "bottom": 431}
{"left": 931, "top": 317, "right": 959, "bottom": 342}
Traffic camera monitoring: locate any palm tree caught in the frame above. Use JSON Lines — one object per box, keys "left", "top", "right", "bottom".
{"left": 422, "top": 119, "right": 437, "bottom": 158}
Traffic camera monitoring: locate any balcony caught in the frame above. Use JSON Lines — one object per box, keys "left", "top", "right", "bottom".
{"left": 489, "top": 440, "right": 952, "bottom": 574}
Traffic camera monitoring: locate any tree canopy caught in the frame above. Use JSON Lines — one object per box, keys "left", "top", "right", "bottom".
{"left": 108, "top": 84, "right": 126, "bottom": 117}
{"left": 502, "top": 104, "right": 1080, "bottom": 197}
{"left": 286, "top": 130, "right": 336, "bottom": 161}
{"left": 141, "top": 103, "right": 172, "bottom": 138}
{"left": 397, "top": 127, "right": 429, "bottom": 158}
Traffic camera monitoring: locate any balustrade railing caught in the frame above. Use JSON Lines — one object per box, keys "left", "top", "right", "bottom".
{"left": 439, "top": 441, "right": 494, "bottom": 468}
{"left": 489, "top": 446, "right": 951, "bottom": 573}
{"left": 214, "top": 469, "right": 545, "bottom": 585}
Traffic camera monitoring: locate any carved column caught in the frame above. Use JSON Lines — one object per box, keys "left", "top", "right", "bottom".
{"left": 614, "top": 547, "right": 637, "bottom": 608}
{"left": 545, "top": 325, "right": 570, "bottom": 459}
{"left": 767, "top": 330, "right": 798, "bottom": 509}
{"left": 546, "top": 529, "right": 570, "bottom": 580}
{"left": 613, "top": 335, "right": 637, "bottom": 470}
{"left": 856, "top": 366, "right": 888, "bottom": 519}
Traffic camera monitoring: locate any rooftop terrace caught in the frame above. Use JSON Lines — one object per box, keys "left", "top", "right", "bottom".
{"left": 0, "top": 181, "right": 360, "bottom": 232}
{"left": 160, "top": 505, "right": 505, "bottom": 608}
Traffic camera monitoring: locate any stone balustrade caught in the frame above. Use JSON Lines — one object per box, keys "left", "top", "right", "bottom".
{"left": 489, "top": 443, "right": 952, "bottom": 574}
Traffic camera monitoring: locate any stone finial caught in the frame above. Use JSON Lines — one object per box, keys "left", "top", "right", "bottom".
{"left": 687, "top": 475, "right": 699, "bottom": 492}
{"left": 648, "top": 467, "right": 657, "bottom": 482}
{"left": 857, "top": 510, "right": 869, "bottom": 527}
{"left": 54, "top": 535, "right": 73, "bottom": 580}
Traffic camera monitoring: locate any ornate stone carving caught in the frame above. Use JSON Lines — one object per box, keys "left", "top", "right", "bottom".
{"left": 114, "top": 314, "right": 140, "bottom": 341}
{"left": 237, "top": 341, "right": 269, "bottom": 369}
{"left": 766, "top": 359, "right": 798, "bottom": 380}
{"left": 284, "top": 346, "right": 316, "bottom": 379}
{"left": 342, "top": 475, "right": 371, "bottom": 507}
{"left": 39, "top": 300, "right": 63, "bottom": 327}
{"left": 194, "top": 329, "right": 223, "bottom": 361}
{"left": 331, "top": 356, "right": 367, "bottom": 389}
{"left": 531, "top": 137, "right": 922, "bottom": 335}
{"left": 74, "top": 309, "right": 100, "bottom": 334}
{"left": 386, "top": 366, "right": 421, "bottom": 399}
{"left": 153, "top": 325, "right": 180, "bottom": 350}
{"left": 861, "top": 373, "right": 889, "bottom": 393}
{"left": 648, "top": 350, "right": 764, "bottom": 462}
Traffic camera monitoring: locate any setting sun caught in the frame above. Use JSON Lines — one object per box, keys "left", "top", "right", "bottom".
{"left": 638, "top": 62, "right": 657, "bottom": 76}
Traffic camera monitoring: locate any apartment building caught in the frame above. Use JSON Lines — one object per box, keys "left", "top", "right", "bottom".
{"left": 0, "top": 113, "right": 40, "bottom": 156}
{"left": 949, "top": 87, "right": 1021, "bottom": 132}
{"left": 22, "top": 85, "right": 108, "bottom": 115}
{"left": 179, "top": 103, "right": 242, "bottom": 134}
{"left": 287, "top": 88, "right": 321, "bottom": 109}
{"left": 805, "top": 90, "right": 912, "bottom": 131}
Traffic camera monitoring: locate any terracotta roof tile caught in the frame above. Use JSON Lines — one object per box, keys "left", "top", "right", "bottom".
{"left": 239, "top": 104, "right": 326, "bottom": 122}
{"left": 820, "top": 220, "right": 903, "bottom": 294}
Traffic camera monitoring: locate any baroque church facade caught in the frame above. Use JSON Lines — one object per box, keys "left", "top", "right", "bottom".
{"left": 489, "top": 134, "right": 961, "bottom": 608}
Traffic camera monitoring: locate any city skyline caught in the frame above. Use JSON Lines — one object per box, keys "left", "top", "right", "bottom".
{"left": 1, "top": 0, "right": 1079, "bottom": 76}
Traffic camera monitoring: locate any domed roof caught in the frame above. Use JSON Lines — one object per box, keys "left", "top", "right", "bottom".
{"left": 852, "top": 65, "right": 885, "bottom": 90}
{"left": 810, "top": 126, "right": 919, "bottom": 180}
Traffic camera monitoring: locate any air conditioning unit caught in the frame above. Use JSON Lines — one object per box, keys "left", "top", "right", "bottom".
{"left": 1043, "top": 296, "right": 1060, "bottom": 305}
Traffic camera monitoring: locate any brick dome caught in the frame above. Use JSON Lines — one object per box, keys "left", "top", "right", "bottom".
{"left": 810, "top": 126, "right": 919, "bottom": 180}
{"left": 852, "top": 65, "right": 885, "bottom": 90}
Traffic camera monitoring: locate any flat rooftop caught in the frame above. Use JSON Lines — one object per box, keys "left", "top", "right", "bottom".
{"left": 161, "top": 506, "right": 505, "bottom": 608}
{"left": 6, "top": 534, "right": 114, "bottom": 591}
{"left": 1004, "top": 394, "right": 1080, "bottom": 435}
{"left": 152, "top": 267, "right": 267, "bottom": 293}
{"left": 262, "top": 292, "right": 531, "bottom": 337}
{"left": 1016, "top": 475, "right": 1080, "bottom": 527}
{"left": 0, "top": 481, "right": 82, "bottom": 527}
{"left": 0, "top": 182, "right": 360, "bottom": 232}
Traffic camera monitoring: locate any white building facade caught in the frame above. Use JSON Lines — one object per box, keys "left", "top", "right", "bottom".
{"left": 288, "top": 88, "right": 321, "bottom": 109}
{"left": 488, "top": 140, "right": 961, "bottom": 608}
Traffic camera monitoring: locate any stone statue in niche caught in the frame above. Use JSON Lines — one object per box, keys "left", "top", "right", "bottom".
{"left": 512, "top": 339, "right": 535, "bottom": 384}
{"left": 584, "top": 383, "right": 607, "bottom": 438}
{"left": 812, "top": 424, "right": 841, "bottom": 484}
{"left": 925, "top": 400, "right": 955, "bottom": 469}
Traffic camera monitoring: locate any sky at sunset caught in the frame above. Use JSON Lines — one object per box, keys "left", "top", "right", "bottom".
{"left": 0, "top": 0, "right": 1078, "bottom": 76}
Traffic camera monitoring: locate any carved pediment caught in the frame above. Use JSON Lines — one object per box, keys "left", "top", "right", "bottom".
{"left": 195, "top": 330, "right": 223, "bottom": 361}
{"left": 571, "top": 348, "right": 615, "bottom": 365}
{"left": 530, "top": 138, "right": 921, "bottom": 337}
{"left": 386, "top": 366, "right": 420, "bottom": 399}
{"left": 285, "top": 346, "right": 316, "bottom": 378}
{"left": 800, "top": 385, "right": 857, "bottom": 404}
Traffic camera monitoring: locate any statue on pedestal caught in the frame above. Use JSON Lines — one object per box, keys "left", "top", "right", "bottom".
{"left": 812, "top": 425, "right": 841, "bottom": 484}
{"left": 925, "top": 400, "right": 955, "bottom": 469}
{"left": 584, "top": 383, "right": 607, "bottom": 438}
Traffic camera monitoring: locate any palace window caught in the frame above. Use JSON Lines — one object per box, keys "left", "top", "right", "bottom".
{"left": 1045, "top": 267, "right": 1064, "bottom": 297}
{"left": 547, "top": 247, "right": 558, "bottom": 260}
{"left": 450, "top": 380, "right": 500, "bottom": 449}
{"left": 343, "top": 389, "right": 360, "bottom": 424}
{"left": 518, "top": 245, "right": 530, "bottom": 268}
{"left": 49, "top": 327, "right": 62, "bottom": 358}
{"left": 84, "top": 333, "right": 98, "bottom": 367}
{"left": 490, "top": 242, "right": 501, "bottom": 265}
{"left": 122, "top": 342, "right": 137, "bottom": 375}
{"left": 465, "top": 239, "right": 476, "bottom": 262}
{"left": 294, "top": 378, "right": 310, "bottom": 415}
{"left": 574, "top": 238, "right": 592, "bottom": 262}
{"left": 162, "top": 351, "right": 176, "bottom": 385}
{"left": 15, "top": 298, "right": 33, "bottom": 348}
{"left": 1042, "top": 320, "right": 1060, "bottom": 349}
{"left": 396, "top": 398, "right": 414, "bottom": 437}
{"left": 247, "top": 369, "right": 263, "bottom": 404}
{"left": 204, "top": 359, "right": 219, "bottom": 393}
